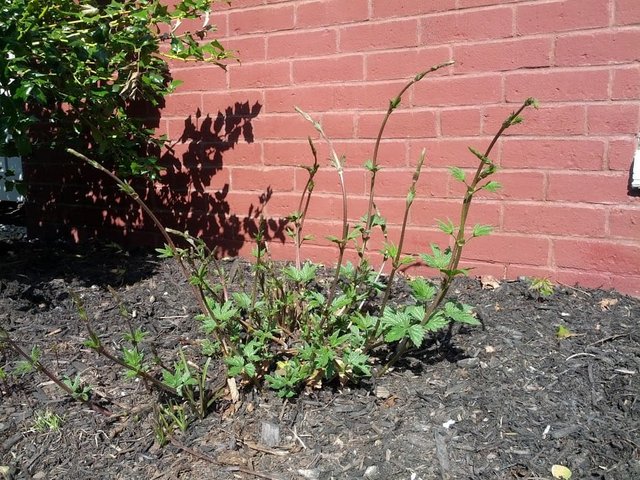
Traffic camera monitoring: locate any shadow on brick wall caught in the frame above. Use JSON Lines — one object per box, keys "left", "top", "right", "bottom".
{"left": 24, "top": 101, "right": 288, "bottom": 257}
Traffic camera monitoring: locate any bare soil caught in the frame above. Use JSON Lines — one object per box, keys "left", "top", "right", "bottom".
{"left": 1, "top": 238, "right": 639, "bottom": 480}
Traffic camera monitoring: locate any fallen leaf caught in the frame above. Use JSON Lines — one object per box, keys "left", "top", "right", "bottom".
{"left": 551, "top": 464, "right": 572, "bottom": 479}
{"left": 480, "top": 275, "right": 501, "bottom": 290}
{"left": 598, "top": 298, "right": 618, "bottom": 311}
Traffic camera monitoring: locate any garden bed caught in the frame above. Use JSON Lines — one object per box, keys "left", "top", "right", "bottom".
{"left": 1, "top": 238, "right": 639, "bottom": 479}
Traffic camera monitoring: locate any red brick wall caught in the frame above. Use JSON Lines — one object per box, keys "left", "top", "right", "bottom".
{"left": 30, "top": 0, "right": 640, "bottom": 296}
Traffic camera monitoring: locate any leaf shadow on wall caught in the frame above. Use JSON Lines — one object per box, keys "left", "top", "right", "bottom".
{"left": 24, "top": 101, "right": 289, "bottom": 259}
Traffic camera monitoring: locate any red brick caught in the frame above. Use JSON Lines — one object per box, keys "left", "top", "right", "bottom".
{"left": 502, "top": 138, "right": 605, "bottom": 170}
{"left": 503, "top": 203, "right": 606, "bottom": 236}
{"left": 162, "top": 93, "right": 202, "bottom": 117}
{"left": 458, "top": 0, "right": 520, "bottom": 7}
{"left": 555, "top": 269, "right": 613, "bottom": 291}
{"left": 505, "top": 69, "right": 609, "bottom": 103}
{"left": 555, "top": 239, "right": 640, "bottom": 275}
{"left": 220, "top": 0, "right": 265, "bottom": 10}
{"left": 607, "top": 139, "right": 638, "bottom": 171}
{"left": 454, "top": 38, "right": 553, "bottom": 74}
{"left": 228, "top": 61, "right": 291, "bottom": 88}
{"left": 292, "top": 55, "right": 364, "bottom": 84}
{"left": 228, "top": 4, "right": 294, "bottom": 35}
{"left": 421, "top": 7, "right": 513, "bottom": 44}
{"left": 295, "top": 0, "right": 369, "bottom": 28}
{"left": 463, "top": 234, "right": 551, "bottom": 266}
{"left": 223, "top": 36, "right": 267, "bottom": 63}
{"left": 334, "top": 81, "right": 411, "bottom": 110}
{"left": 357, "top": 110, "right": 438, "bottom": 139}
{"left": 320, "top": 112, "right": 356, "bottom": 139}
{"left": 415, "top": 168, "right": 451, "bottom": 198}
{"left": 221, "top": 142, "right": 263, "bottom": 167}
{"left": 252, "top": 113, "right": 312, "bottom": 140}
{"left": 263, "top": 141, "right": 318, "bottom": 166}
{"left": 171, "top": 65, "right": 228, "bottom": 91}
{"left": 371, "top": 0, "right": 456, "bottom": 18}
{"left": 516, "top": 0, "right": 609, "bottom": 35}
{"left": 587, "top": 104, "right": 640, "bottom": 135}
{"left": 307, "top": 169, "right": 367, "bottom": 195}
{"left": 555, "top": 30, "right": 640, "bottom": 67}
{"left": 506, "top": 265, "right": 555, "bottom": 281}
{"left": 612, "top": 65, "right": 640, "bottom": 100}
{"left": 479, "top": 170, "right": 547, "bottom": 201}
{"left": 440, "top": 108, "right": 482, "bottom": 136}
{"left": 334, "top": 139, "right": 409, "bottom": 168}
{"left": 340, "top": 19, "right": 419, "bottom": 53}
{"left": 264, "top": 85, "right": 336, "bottom": 113}
{"left": 609, "top": 207, "right": 640, "bottom": 240}
{"left": 414, "top": 74, "right": 503, "bottom": 107}
{"left": 547, "top": 172, "right": 633, "bottom": 204}
{"left": 410, "top": 137, "right": 501, "bottom": 169}
{"left": 614, "top": 0, "right": 640, "bottom": 26}
{"left": 365, "top": 47, "right": 452, "bottom": 81}
{"left": 201, "top": 91, "right": 264, "bottom": 116}
{"left": 267, "top": 29, "right": 337, "bottom": 59}
{"left": 482, "top": 105, "right": 586, "bottom": 136}
{"left": 611, "top": 275, "right": 640, "bottom": 297}
{"left": 231, "top": 166, "right": 294, "bottom": 192}
{"left": 410, "top": 198, "right": 501, "bottom": 230}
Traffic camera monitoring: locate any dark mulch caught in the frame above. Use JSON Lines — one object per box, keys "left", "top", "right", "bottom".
{"left": 1, "top": 238, "right": 639, "bottom": 480}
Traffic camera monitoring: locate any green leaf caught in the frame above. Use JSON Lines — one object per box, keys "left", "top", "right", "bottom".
{"left": 420, "top": 244, "right": 451, "bottom": 270}
{"left": 468, "top": 147, "right": 490, "bottom": 164}
{"left": 449, "top": 166, "right": 466, "bottom": 182}
{"left": 409, "top": 278, "right": 437, "bottom": 302}
{"left": 437, "top": 219, "right": 455, "bottom": 235}
{"left": 424, "top": 311, "right": 449, "bottom": 332}
{"left": 443, "top": 302, "right": 479, "bottom": 325}
{"left": 407, "top": 324, "right": 425, "bottom": 348}
{"left": 482, "top": 181, "right": 502, "bottom": 192}
{"left": 472, "top": 224, "right": 493, "bottom": 237}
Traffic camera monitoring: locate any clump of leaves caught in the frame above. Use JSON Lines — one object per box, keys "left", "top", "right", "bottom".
{"left": 529, "top": 277, "right": 555, "bottom": 299}
{"left": 31, "top": 409, "right": 63, "bottom": 433}
{"left": 71, "top": 62, "right": 537, "bottom": 399}
{"left": 0, "top": 0, "right": 232, "bottom": 182}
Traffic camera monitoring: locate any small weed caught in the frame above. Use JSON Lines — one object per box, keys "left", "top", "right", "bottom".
{"left": 529, "top": 277, "right": 555, "bottom": 298}
{"left": 31, "top": 409, "right": 63, "bottom": 433}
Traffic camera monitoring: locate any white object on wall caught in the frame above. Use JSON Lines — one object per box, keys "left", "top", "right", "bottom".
{"left": 0, "top": 156, "right": 24, "bottom": 202}
{"left": 632, "top": 142, "right": 640, "bottom": 189}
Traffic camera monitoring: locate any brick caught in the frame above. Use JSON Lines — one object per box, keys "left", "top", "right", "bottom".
{"left": 410, "top": 137, "right": 501, "bottom": 168}
{"left": 615, "top": 0, "right": 640, "bottom": 26}
{"left": 555, "top": 30, "right": 640, "bottom": 67}
{"left": 267, "top": 29, "right": 337, "bottom": 59}
{"left": 228, "top": 61, "right": 291, "bottom": 88}
{"left": 223, "top": 36, "right": 266, "bottom": 63}
{"left": 463, "top": 233, "right": 551, "bottom": 266}
{"left": 502, "top": 138, "right": 605, "bottom": 170}
{"left": 506, "top": 265, "right": 555, "bottom": 281}
{"left": 335, "top": 139, "right": 409, "bottom": 168}
{"left": 555, "top": 269, "right": 613, "bottom": 291}
{"left": 231, "top": 166, "right": 294, "bottom": 192}
{"left": 555, "top": 239, "right": 640, "bottom": 275}
{"left": 295, "top": 0, "right": 369, "bottom": 28}
{"left": 547, "top": 172, "right": 632, "bottom": 204}
{"left": 421, "top": 7, "right": 513, "bottom": 44}
{"left": 292, "top": 55, "right": 364, "bottom": 84}
{"left": 611, "top": 275, "right": 640, "bottom": 297}
{"left": 340, "top": 19, "right": 419, "bottom": 53}
{"left": 371, "top": 0, "right": 456, "bottom": 18}
{"left": 307, "top": 169, "right": 367, "bottom": 195}
{"left": 201, "top": 91, "right": 264, "bottom": 117}
{"left": 171, "top": 65, "right": 228, "bottom": 91}
{"left": 228, "top": 4, "right": 294, "bottom": 35}
{"left": 264, "top": 85, "right": 336, "bottom": 113}
{"left": 264, "top": 141, "right": 319, "bottom": 166}
{"left": 218, "top": 141, "right": 263, "bottom": 167}
{"left": 607, "top": 139, "right": 638, "bottom": 171}
{"left": 410, "top": 198, "right": 501, "bottom": 229}
{"left": 320, "top": 112, "right": 356, "bottom": 138}
{"left": 334, "top": 81, "right": 410, "bottom": 110}
{"left": 609, "top": 207, "right": 640, "bottom": 239}
{"left": 365, "top": 46, "right": 452, "bottom": 81}
{"left": 516, "top": 0, "right": 609, "bottom": 35}
{"left": 479, "top": 170, "right": 547, "bottom": 201}
{"left": 482, "top": 105, "right": 586, "bottom": 136}
{"left": 414, "top": 74, "right": 503, "bottom": 107}
{"left": 505, "top": 69, "right": 609, "bottom": 103}
{"left": 440, "top": 108, "right": 482, "bottom": 136}
{"left": 612, "top": 65, "right": 640, "bottom": 100}
{"left": 254, "top": 113, "right": 318, "bottom": 140}
{"left": 587, "top": 104, "right": 640, "bottom": 135}
{"left": 162, "top": 93, "right": 202, "bottom": 117}
{"left": 357, "top": 110, "right": 437, "bottom": 139}
{"left": 415, "top": 168, "right": 451, "bottom": 198}
{"left": 503, "top": 203, "right": 607, "bottom": 236}
{"left": 454, "top": 38, "right": 553, "bottom": 74}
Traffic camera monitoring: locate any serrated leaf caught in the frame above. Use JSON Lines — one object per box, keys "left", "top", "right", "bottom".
{"left": 437, "top": 218, "right": 455, "bottom": 235}
{"left": 420, "top": 244, "right": 451, "bottom": 270}
{"left": 424, "top": 311, "right": 449, "bottom": 332}
{"left": 444, "top": 302, "right": 479, "bottom": 325}
{"left": 472, "top": 224, "right": 493, "bottom": 237}
{"left": 482, "top": 181, "right": 502, "bottom": 192}
{"left": 244, "top": 362, "right": 256, "bottom": 378}
{"left": 409, "top": 278, "right": 437, "bottom": 302}
{"left": 407, "top": 324, "right": 425, "bottom": 347}
{"left": 449, "top": 166, "right": 466, "bottom": 182}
